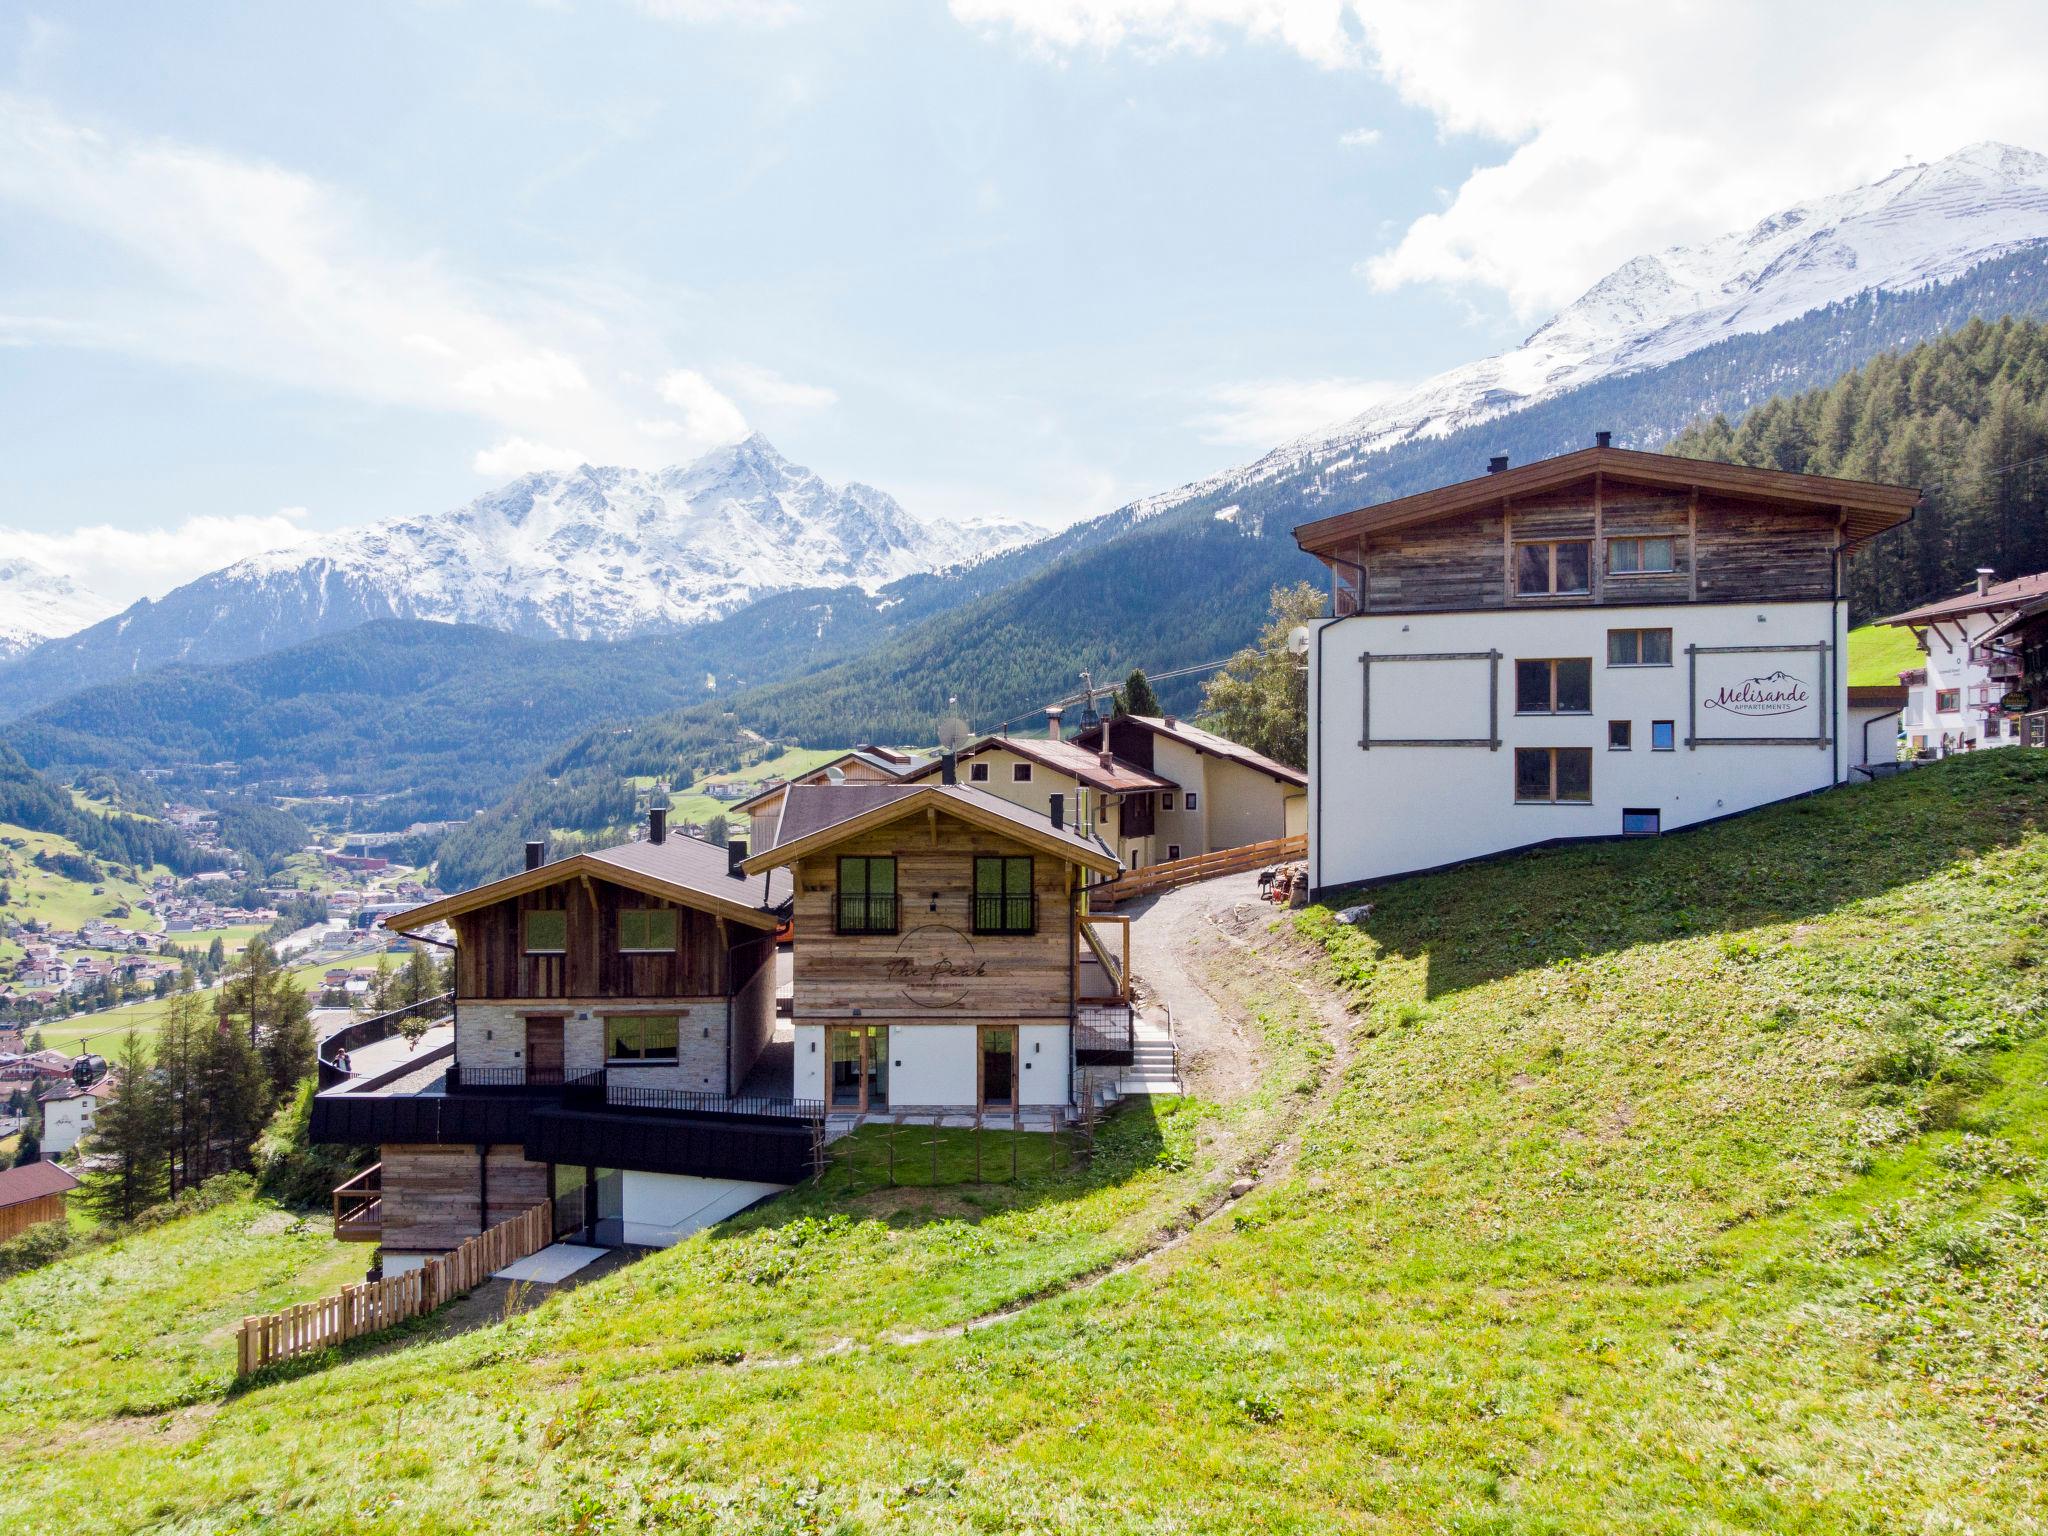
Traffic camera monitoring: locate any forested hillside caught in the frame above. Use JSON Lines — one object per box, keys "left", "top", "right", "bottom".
{"left": 1673, "top": 314, "right": 2048, "bottom": 618}
{"left": 0, "top": 743, "right": 197, "bottom": 875}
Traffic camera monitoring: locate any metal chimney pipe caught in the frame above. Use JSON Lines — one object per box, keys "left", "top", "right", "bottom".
{"left": 1046, "top": 705, "right": 1064, "bottom": 741}
{"left": 524, "top": 840, "right": 545, "bottom": 871}
{"left": 941, "top": 751, "right": 958, "bottom": 786}
{"left": 1977, "top": 567, "right": 1996, "bottom": 595}
{"left": 727, "top": 838, "right": 748, "bottom": 877}
{"left": 1488, "top": 455, "right": 1509, "bottom": 474}
{"left": 1595, "top": 430, "right": 1612, "bottom": 449}
{"left": 648, "top": 807, "right": 667, "bottom": 845}
{"left": 1049, "top": 792, "right": 1064, "bottom": 831}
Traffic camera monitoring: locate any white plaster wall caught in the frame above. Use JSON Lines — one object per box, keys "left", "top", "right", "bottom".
{"left": 1018, "top": 1024, "right": 1069, "bottom": 1106}
{"left": 1150, "top": 737, "right": 1209, "bottom": 856}
{"left": 621, "top": 1172, "right": 787, "bottom": 1248}
{"left": 1848, "top": 704, "right": 1905, "bottom": 770}
{"left": 883, "top": 1024, "right": 978, "bottom": 1106}
{"left": 41, "top": 1098, "right": 92, "bottom": 1158}
{"left": 1203, "top": 755, "right": 1292, "bottom": 849}
{"left": 794, "top": 1023, "right": 824, "bottom": 1100}
{"left": 381, "top": 1252, "right": 430, "bottom": 1275}
{"left": 1901, "top": 611, "right": 2020, "bottom": 752}
{"left": 1309, "top": 600, "right": 1850, "bottom": 890}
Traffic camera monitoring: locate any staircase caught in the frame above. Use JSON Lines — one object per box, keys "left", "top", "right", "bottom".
{"left": 1117, "top": 1012, "right": 1182, "bottom": 1097}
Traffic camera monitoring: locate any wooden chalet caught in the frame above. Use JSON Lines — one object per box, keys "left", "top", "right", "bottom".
{"left": 0, "top": 1159, "right": 76, "bottom": 1242}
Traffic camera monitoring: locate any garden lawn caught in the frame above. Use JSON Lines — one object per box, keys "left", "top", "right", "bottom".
{"left": 1847, "top": 620, "right": 1921, "bottom": 687}
{"left": 5, "top": 753, "right": 2048, "bottom": 1533}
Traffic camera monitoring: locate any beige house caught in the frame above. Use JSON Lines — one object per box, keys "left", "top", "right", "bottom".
{"left": 1074, "top": 714, "right": 1307, "bottom": 857}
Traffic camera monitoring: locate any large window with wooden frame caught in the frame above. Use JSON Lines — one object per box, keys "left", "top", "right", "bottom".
{"left": 1936, "top": 689, "right": 1962, "bottom": 713}
{"left": 1514, "top": 747, "right": 1593, "bottom": 804}
{"left": 1607, "top": 627, "right": 1674, "bottom": 667}
{"left": 972, "top": 856, "right": 1036, "bottom": 934}
{"left": 835, "top": 856, "right": 898, "bottom": 935}
{"left": 616, "top": 908, "right": 677, "bottom": 954}
{"left": 1515, "top": 540, "right": 1592, "bottom": 597}
{"left": 522, "top": 909, "right": 567, "bottom": 954}
{"left": 1608, "top": 536, "right": 1675, "bottom": 575}
{"left": 1515, "top": 657, "right": 1592, "bottom": 715}
{"left": 605, "top": 1013, "right": 679, "bottom": 1063}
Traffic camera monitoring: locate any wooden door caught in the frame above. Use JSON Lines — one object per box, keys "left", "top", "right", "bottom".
{"left": 525, "top": 1016, "right": 565, "bottom": 1082}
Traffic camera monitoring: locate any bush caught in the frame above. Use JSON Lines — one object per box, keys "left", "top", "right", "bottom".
{"left": 0, "top": 1217, "right": 81, "bottom": 1279}
{"left": 254, "top": 1080, "right": 370, "bottom": 1208}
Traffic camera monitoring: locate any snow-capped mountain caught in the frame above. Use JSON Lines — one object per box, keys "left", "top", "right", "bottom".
{"left": 1134, "top": 141, "right": 2048, "bottom": 517}
{"left": 0, "top": 556, "right": 115, "bottom": 659}
{"left": 218, "top": 434, "right": 1039, "bottom": 640}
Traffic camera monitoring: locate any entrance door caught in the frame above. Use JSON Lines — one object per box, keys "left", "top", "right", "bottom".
{"left": 827, "top": 1026, "right": 889, "bottom": 1111}
{"left": 525, "top": 1016, "right": 565, "bottom": 1083}
{"left": 980, "top": 1027, "right": 1016, "bottom": 1110}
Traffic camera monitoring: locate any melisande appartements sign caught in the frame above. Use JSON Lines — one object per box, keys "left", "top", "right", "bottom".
{"left": 1702, "top": 669, "right": 1812, "bottom": 719}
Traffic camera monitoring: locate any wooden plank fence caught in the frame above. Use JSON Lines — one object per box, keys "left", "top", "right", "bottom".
{"left": 236, "top": 1201, "right": 552, "bottom": 1375}
{"left": 1090, "top": 834, "right": 1307, "bottom": 907}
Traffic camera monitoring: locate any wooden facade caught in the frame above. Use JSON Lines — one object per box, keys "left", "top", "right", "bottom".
{"left": 789, "top": 815, "right": 1078, "bottom": 1024}
{"left": 0, "top": 1189, "right": 66, "bottom": 1243}
{"left": 376, "top": 1142, "right": 549, "bottom": 1255}
{"left": 452, "top": 875, "right": 737, "bottom": 1002}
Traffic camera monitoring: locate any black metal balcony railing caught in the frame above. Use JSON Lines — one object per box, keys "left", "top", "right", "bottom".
{"left": 835, "top": 894, "right": 898, "bottom": 935}
{"left": 445, "top": 1064, "right": 603, "bottom": 1093}
{"left": 1074, "top": 1003, "right": 1135, "bottom": 1066}
{"left": 573, "top": 1079, "right": 826, "bottom": 1122}
{"left": 972, "top": 893, "right": 1038, "bottom": 935}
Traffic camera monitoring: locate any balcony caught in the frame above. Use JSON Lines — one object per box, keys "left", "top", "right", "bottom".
{"left": 332, "top": 1162, "right": 382, "bottom": 1241}
{"left": 972, "top": 892, "right": 1038, "bottom": 935}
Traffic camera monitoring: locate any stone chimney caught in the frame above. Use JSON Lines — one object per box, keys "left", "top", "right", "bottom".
{"left": 1046, "top": 706, "right": 1064, "bottom": 741}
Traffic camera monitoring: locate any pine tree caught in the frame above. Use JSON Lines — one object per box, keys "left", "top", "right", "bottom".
{"left": 1198, "top": 582, "right": 1323, "bottom": 771}
{"left": 399, "top": 944, "right": 437, "bottom": 1006}
{"left": 1116, "top": 669, "right": 1162, "bottom": 719}
{"left": 76, "top": 1032, "right": 170, "bottom": 1222}
{"left": 194, "top": 1011, "right": 268, "bottom": 1176}
{"left": 154, "top": 985, "right": 207, "bottom": 1192}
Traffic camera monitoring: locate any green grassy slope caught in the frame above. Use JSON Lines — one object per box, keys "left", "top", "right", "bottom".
{"left": 0, "top": 821, "right": 166, "bottom": 966}
{"left": 7, "top": 753, "right": 2048, "bottom": 1532}
{"left": 1847, "top": 621, "right": 1922, "bottom": 687}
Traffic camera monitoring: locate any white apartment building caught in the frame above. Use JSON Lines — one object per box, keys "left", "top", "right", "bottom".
{"left": 1879, "top": 569, "right": 2048, "bottom": 756}
{"left": 1294, "top": 442, "right": 1921, "bottom": 892}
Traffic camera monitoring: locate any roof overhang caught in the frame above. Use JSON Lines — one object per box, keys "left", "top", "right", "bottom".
{"left": 388, "top": 854, "right": 784, "bottom": 933}
{"left": 901, "top": 736, "right": 1174, "bottom": 794}
{"left": 1294, "top": 446, "right": 1921, "bottom": 556}
{"left": 740, "top": 786, "right": 1121, "bottom": 877}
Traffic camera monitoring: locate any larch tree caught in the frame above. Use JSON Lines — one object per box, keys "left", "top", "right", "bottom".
{"left": 1198, "top": 582, "right": 1322, "bottom": 772}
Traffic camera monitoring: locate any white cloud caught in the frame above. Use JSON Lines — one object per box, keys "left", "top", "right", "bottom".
{"left": 1191, "top": 376, "right": 1405, "bottom": 447}
{"left": 654, "top": 369, "right": 751, "bottom": 453}
{"left": 455, "top": 348, "right": 589, "bottom": 403}
{"left": 471, "top": 438, "right": 588, "bottom": 478}
{"left": 1338, "top": 127, "right": 1379, "bottom": 148}
{"left": 631, "top": 0, "right": 800, "bottom": 23}
{"left": 1, "top": 509, "right": 319, "bottom": 608}
{"left": 721, "top": 362, "right": 838, "bottom": 410}
{"left": 954, "top": 1, "right": 2048, "bottom": 318}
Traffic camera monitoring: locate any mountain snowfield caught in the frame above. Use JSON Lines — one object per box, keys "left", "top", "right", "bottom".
{"left": 214, "top": 435, "right": 1041, "bottom": 641}
{"left": 1132, "top": 141, "right": 2048, "bottom": 517}
{"left": 0, "top": 556, "right": 115, "bottom": 660}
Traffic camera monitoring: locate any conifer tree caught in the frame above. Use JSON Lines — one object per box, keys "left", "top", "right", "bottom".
{"left": 399, "top": 944, "right": 437, "bottom": 1006}
{"left": 1199, "top": 583, "right": 1322, "bottom": 771}
{"left": 77, "top": 1031, "right": 169, "bottom": 1222}
{"left": 1116, "top": 669, "right": 1162, "bottom": 719}
{"left": 154, "top": 985, "right": 207, "bottom": 1192}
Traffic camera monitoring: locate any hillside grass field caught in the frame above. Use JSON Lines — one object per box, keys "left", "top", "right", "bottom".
{"left": 0, "top": 821, "right": 166, "bottom": 966}
{"left": 1846, "top": 621, "right": 1922, "bottom": 687}
{"left": 27, "top": 953, "right": 364, "bottom": 1056}
{"left": 5, "top": 752, "right": 2048, "bottom": 1532}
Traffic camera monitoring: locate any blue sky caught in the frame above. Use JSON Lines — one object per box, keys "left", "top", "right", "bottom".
{"left": 4, "top": 1, "right": 2044, "bottom": 605}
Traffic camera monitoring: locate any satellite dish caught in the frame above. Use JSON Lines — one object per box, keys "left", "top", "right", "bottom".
{"left": 1287, "top": 625, "right": 1312, "bottom": 657}
{"left": 824, "top": 766, "right": 845, "bottom": 783}
{"left": 935, "top": 697, "right": 971, "bottom": 753}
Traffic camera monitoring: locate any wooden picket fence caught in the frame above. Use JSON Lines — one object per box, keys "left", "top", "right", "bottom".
{"left": 1090, "top": 833, "right": 1307, "bottom": 907}
{"left": 236, "top": 1201, "right": 552, "bottom": 1375}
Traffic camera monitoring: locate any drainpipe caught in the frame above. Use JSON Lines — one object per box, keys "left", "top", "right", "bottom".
{"left": 1862, "top": 707, "right": 1904, "bottom": 773}
{"left": 476, "top": 1142, "right": 490, "bottom": 1232}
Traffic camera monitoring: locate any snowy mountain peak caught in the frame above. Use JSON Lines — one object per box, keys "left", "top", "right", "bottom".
{"left": 0, "top": 555, "right": 116, "bottom": 659}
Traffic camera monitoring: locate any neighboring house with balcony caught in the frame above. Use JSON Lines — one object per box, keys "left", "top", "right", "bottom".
{"left": 311, "top": 811, "right": 796, "bottom": 1267}
{"left": 1972, "top": 592, "right": 2048, "bottom": 749}
{"left": 1878, "top": 568, "right": 2048, "bottom": 756}
{"left": 739, "top": 775, "right": 1129, "bottom": 1116}
{"left": 1072, "top": 712, "right": 1308, "bottom": 856}
{"left": 1293, "top": 438, "right": 1920, "bottom": 892}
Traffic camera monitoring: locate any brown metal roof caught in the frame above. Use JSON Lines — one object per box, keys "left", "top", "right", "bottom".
{"left": 901, "top": 735, "right": 1174, "bottom": 794}
{"left": 1975, "top": 592, "right": 2048, "bottom": 646}
{"left": 0, "top": 1159, "right": 79, "bottom": 1206}
{"left": 749, "top": 782, "right": 1121, "bottom": 874}
{"left": 1878, "top": 570, "right": 2048, "bottom": 628}
{"left": 1294, "top": 445, "right": 1920, "bottom": 555}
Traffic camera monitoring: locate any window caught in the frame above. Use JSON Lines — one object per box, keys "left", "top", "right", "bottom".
{"left": 968, "top": 761, "right": 990, "bottom": 783}
{"left": 1515, "top": 540, "right": 1592, "bottom": 596}
{"left": 1651, "top": 720, "right": 1676, "bottom": 752}
{"left": 606, "top": 1013, "right": 678, "bottom": 1062}
{"left": 1608, "top": 720, "right": 1632, "bottom": 750}
{"left": 1515, "top": 658, "right": 1592, "bottom": 714}
{"left": 1161, "top": 792, "right": 1175, "bottom": 811}
{"left": 1166, "top": 843, "right": 1181, "bottom": 861}
{"left": 1609, "top": 537, "right": 1675, "bottom": 574}
{"left": 1185, "top": 792, "right": 1198, "bottom": 811}
{"left": 1514, "top": 747, "right": 1593, "bottom": 804}
{"left": 1099, "top": 801, "right": 1109, "bottom": 824}
{"left": 1622, "top": 808, "right": 1662, "bottom": 837}
{"left": 1011, "top": 762, "right": 1033, "bottom": 783}
{"left": 1936, "top": 689, "right": 1962, "bottom": 713}
{"left": 835, "top": 856, "right": 898, "bottom": 935}
{"left": 2030, "top": 716, "right": 2046, "bottom": 748}
{"left": 522, "top": 909, "right": 566, "bottom": 954}
{"left": 973, "top": 856, "right": 1036, "bottom": 934}
{"left": 1607, "top": 628, "right": 1674, "bottom": 667}
{"left": 617, "top": 908, "right": 677, "bottom": 953}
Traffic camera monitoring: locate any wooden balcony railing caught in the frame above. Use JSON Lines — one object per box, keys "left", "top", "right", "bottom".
{"left": 332, "top": 1162, "right": 383, "bottom": 1242}
{"left": 1090, "top": 834, "right": 1307, "bottom": 908}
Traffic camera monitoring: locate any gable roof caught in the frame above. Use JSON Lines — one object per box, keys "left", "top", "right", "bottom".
{"left": 389, "top": 832, "right": 790, "bottom": 933}
{"left": 1085, "top": 715, "right": 1308, "bottom": 788}
{"left": 1293, "top": 445, "right": 1921, "bottom": 555}
{"left": 742, "top": 783, "right": 1121, "bottom": 876}
{"left": 730, "top": 748, "right": 930, "bottom": 814}
{"left": 1878, "top": 570, "right": 2048, "bottom": 628}
{"left": 1975, "top": 591, "right": 2048, "bottom": 647}
{"left": 0, "top": 1160, "right": 78, "bottom": 1206}
{"left": 899, "top": 735, "right": 1174, "bottom": 794}
{"left": 39, "top": 1074, "right": 115, "bottom": 1105}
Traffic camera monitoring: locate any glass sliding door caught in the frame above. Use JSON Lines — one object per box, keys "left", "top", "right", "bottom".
{"left": 827, "top": 1025, "right": 889, "bottom": 1111}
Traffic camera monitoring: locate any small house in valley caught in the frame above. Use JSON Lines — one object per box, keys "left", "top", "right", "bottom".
{"left": 0, "top": 1160, "right": 77, "bottom": 1242}
{"left": 1071, "top": 712, "right": 1308, "bottom": 858}
{"left": 1878, "top": 568, "right": 2048, "bottom": 755}
{"left": 38, "top": 1073, "right": 116, "bottom": 1160}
